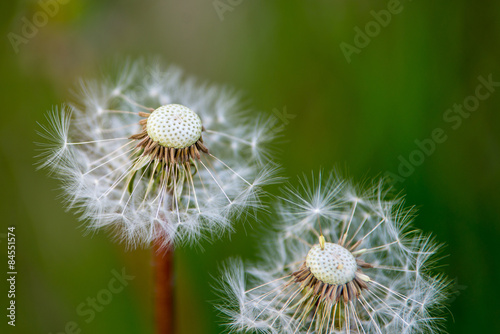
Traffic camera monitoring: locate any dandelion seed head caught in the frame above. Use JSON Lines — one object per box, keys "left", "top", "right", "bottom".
{"left": 146, "top": 104, "right": 202, "bottom": 149}
{"left": 215, "top": 172, "right": 453, "bottom": 333}
{"left": 37, "top": 59, "right": 281, "bottom": 248}
{"left": 306, "top": 242, "right": 357, "bottom": 285}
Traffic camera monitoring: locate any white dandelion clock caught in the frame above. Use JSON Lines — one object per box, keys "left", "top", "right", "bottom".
{"left": 216, "top": 172, "right": 452, "bottom": 333}
{"left": 37, "top": 60, "right": 280, "bottom": 249}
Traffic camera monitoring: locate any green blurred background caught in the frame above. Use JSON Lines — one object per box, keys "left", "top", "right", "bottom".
{"left": 1, "top": 0, "right": 499, "bottom": 333}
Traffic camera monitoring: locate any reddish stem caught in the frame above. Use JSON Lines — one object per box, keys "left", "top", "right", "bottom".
{"left": 153, "top": 241, "right": 175, "bottom": 334}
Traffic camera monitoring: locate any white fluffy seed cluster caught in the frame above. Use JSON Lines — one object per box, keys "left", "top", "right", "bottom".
{"left": 146, "top": 104, "right": 202, "bottom": 149}
{"left": 306, "top": 242, "right": 357, "bottom": 285}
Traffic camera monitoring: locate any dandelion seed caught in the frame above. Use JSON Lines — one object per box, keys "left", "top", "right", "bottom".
{"left": 216, "top": 172, "right": 452, "bottom": 333}
{"left": 37, "top": 59, "right": 280, "bottom": 249}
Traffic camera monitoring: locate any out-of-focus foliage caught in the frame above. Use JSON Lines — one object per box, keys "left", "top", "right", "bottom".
{"left": 0, "top": 0, "right": 498, "bottom": 333}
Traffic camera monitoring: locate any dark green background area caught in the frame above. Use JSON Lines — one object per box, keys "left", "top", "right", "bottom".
{"left": 1, "top": 0, "right": 499, "bottom": 333}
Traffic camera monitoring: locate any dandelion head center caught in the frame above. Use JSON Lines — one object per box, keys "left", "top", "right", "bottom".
{"left": 306, "top": 242, "right": 357, "bottom": 285}
{"left": 146, "top": 104, "right": 202, "bottom": 149}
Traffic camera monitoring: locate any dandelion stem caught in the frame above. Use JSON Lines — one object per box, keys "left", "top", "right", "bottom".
{"left": 153, "top": 240, "right": 175, "bottom": 334}
{"left": 153, "top": 191, "right": 175, "bottom": 334}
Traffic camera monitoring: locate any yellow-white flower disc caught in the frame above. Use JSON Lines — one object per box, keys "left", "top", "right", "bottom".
{"left": 306, "top": 242, "right": 357, "bottom": 285}
{"left": 146, "top": 104, "right": 202, "bottom": 149}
